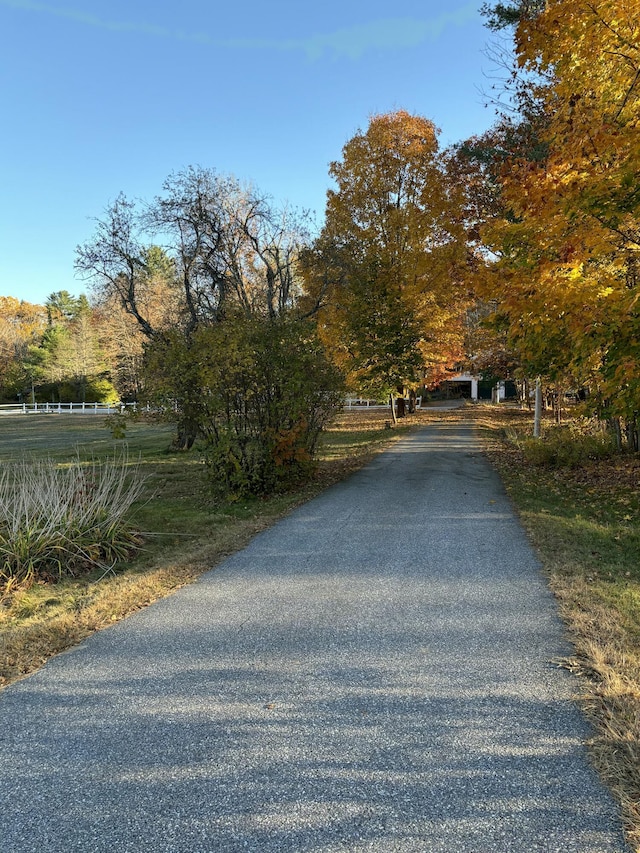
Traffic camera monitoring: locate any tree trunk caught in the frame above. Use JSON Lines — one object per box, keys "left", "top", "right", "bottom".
{"left": 408, "top": 388, "right": 417, "bottom": 414}
{"left": 555, "top": 386, "right": 563, "bottom": 424}
{"left": 533, "top": 378, "right": 542, "bottom": 438}
{"left": 625, "top": 417, "right": 639, "bottom": 452}
{"left": 173, "top": 419, "right": 198, "bottom": 450}
{"left": 389, "top": 394, "right": 397, "bottom": 425}
{"left": 609, "top": 417, "right": 622, "bottom": 452}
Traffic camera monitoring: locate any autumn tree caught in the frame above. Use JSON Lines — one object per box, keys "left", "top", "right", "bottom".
{"left": 0, "top": 297, "right": 47, "bottom": 400}
{"left": 474, "top": 0, "right": 640, "bottom": 430}
{"left": 65, "top": 296, "right": 115, "bottom": 401}
{"left": 451, "top": 122, "right": 555, "bottom": 389}
{"left": 77, "top": 166, "right": 343, "bottom": 482}
{"left": 451, "top": 0, "right": 557, "bottom": 394}
{"left": 90, "top": 246, "right": 180, "bottom": 400}
{"left": 306, "top": 111, "right": 469, "bottom": 417}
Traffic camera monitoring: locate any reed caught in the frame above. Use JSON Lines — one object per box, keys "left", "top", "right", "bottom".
{"left": 0, "top": 452, "right": 145, "bottom": 586}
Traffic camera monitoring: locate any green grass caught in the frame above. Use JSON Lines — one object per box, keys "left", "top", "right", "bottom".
{"left": 0, "top": 412, "right": 175, "bottom": 458}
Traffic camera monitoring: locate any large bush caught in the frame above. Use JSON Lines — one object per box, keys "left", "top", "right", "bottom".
{"left": 145, "top": 317, "right": 345, "bottom": 498}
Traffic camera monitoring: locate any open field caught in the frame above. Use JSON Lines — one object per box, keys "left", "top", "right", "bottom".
{"left": 0, "top": 412, "right": 175, "bottom": 459}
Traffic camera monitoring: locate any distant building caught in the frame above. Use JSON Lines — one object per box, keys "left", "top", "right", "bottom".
{"left": 434, "top": 373, "right": 508, "bottom": 402}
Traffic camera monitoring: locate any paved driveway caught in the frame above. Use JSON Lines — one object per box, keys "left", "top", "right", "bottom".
{"left": 0, "top": 420, "right": 630, "bottom": 851}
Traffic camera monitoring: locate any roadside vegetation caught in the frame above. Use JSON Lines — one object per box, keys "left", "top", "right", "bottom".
{"left": 473, "top": 403, "right": 640, "bottom": 851}
{"left": 0, "top": 409, "right": 416, "bottom": 689}
{"left": 0, "top": 452, "right": 145, "bottom": 588}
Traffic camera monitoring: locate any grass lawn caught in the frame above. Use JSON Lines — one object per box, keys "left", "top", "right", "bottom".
{"left": 0, "top": 408, "right": 417, "bottom": 689}
{"left": 0, "top": 411, "right": 175, "bottom": 457}
{"left": 471, "top": 403, "right": 640, "bottom": 851}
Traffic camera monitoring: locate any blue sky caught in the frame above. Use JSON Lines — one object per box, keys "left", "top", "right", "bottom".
{"left": 0, "top": 0, "right": 501, "bottom": 305}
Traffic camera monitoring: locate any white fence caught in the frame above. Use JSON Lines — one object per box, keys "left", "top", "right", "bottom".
{"left": 345, "top": 398, "right": 387, "bottom": 409}
{"left": 3, "top": 398, "right": 423, "bottom": 415}
{"left": 0, "top": 402, "right": 139, "bottom": 415}
{"left": 345, "top": 397, "right": 422, "bottom": 410}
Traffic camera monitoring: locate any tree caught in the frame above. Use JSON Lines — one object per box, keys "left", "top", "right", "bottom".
{"left": 76, "top": 167, "right": 335, "bottom": 459}
{"left": 76, "top": 167, "right": 310, "bottom": 337}
{"left": 0, "top": 297, "right": 47, "bottom": 400}
{"left": 65, "top": 296, "right": 113, "bottom": 402}
{"left": 92, "top": 294, "right": 146, "bottom": 401}
{"left": 480, "top": 0, "right": 546, "bottom": 31}
{"left": 46, "top": 290, "right": 82, "bottom": 326}
{"left": 451, "top": 122, "right": 559, "bottom": 388}
{"left": 88, "top": 246, "right": 180, "bottom": 401}
{"left": 306, "top": 111, "right": 469, "bottom": 415}
{"left": 474, "top": 0, "right": 640, "bottom": 426}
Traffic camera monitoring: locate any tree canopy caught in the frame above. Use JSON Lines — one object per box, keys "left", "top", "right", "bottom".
{"left": 305, "top": 110, "right": 469, "bottom": 402}
{"left": 468, "top": 0, "right": 640, "bottom": 422}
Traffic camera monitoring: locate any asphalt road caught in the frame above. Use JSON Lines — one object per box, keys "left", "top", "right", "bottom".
{"left": 0, "top": 419, "right": 630, "bottom": 852}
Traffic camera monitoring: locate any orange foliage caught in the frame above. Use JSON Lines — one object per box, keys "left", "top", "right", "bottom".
{"left": 477, "top": 0, "right": 640, "bottom": 414}
{"left": 311, "top": 110, "right": 469, "bottom": 394}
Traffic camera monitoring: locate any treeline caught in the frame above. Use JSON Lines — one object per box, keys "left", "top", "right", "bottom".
{"left": 0, "top": 291, "right": 136, "bottom": 405}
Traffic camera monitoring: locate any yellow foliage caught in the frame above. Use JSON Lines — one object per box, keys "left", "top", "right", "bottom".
{"left": 313, "top": 110, "right": 469, "bottom": 392}
{"left": 479, "top": 0, "right": 640, "bottom": 412}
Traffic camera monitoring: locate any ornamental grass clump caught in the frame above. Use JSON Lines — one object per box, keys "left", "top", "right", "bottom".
{"left": 0, "top": 453, "right": 146, "bottom": 587}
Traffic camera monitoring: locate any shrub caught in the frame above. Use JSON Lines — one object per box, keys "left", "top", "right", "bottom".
{"left": 522, "top": 424, "right": 617, "bottom": 468}
{"left": 0, "top": 452, "right": 145, "bottom": 587}
{"left": 201, "top": 318, "right": 344, "bottom": 498}
{"left": 145, "top": 316, "right": 345, "bottom": 498}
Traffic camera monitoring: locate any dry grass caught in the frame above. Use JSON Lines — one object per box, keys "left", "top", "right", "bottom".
{"left": 472, "top": 403, "right": 640, "bottom": 851}
{"left": 0, "top": 452, "right": 146, "bottom": 585}
{"left": 0, "top": 515, "right": 276, "bottom": 685}
{"left": 553, "top": 576, "right": 640, "bottom": 843}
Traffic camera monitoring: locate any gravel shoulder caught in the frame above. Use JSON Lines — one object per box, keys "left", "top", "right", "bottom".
{"left": 0, "top": 419, "right": 630, "bottom": 852}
